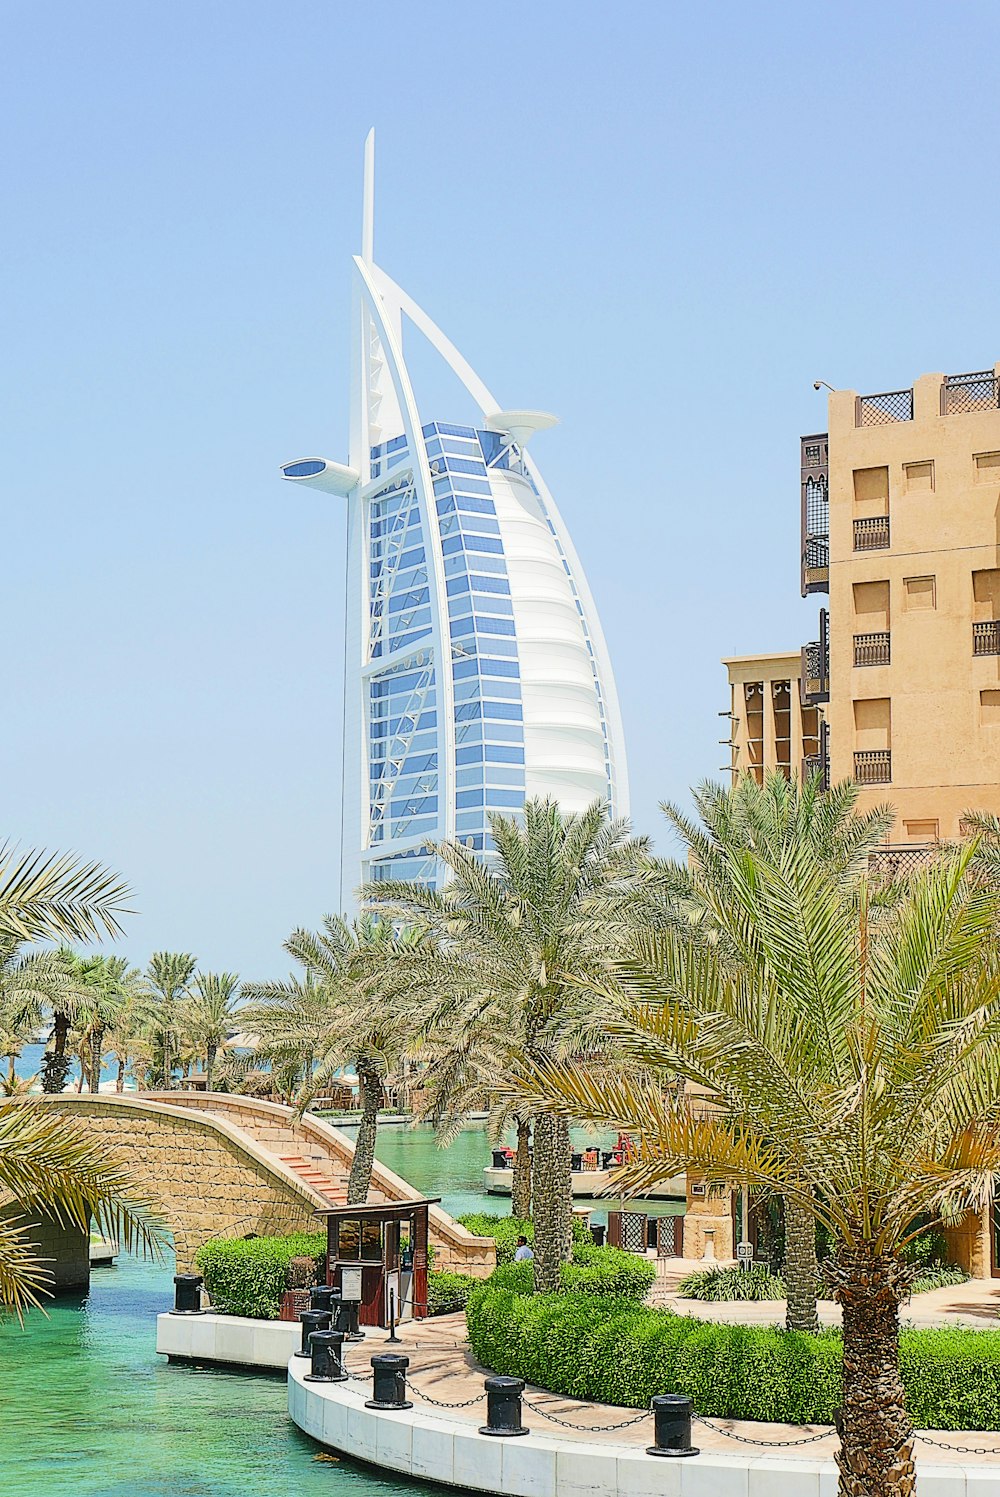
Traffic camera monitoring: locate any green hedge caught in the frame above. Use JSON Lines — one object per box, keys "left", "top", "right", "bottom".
{"left": 457, "top": 1213, "right": 591, "bottom": 1265}
{"left": 466, "top": 1279, "right": 1000, "bottom": 1430}
{"left": 486, "top": 1243, "right": 655, "bottom": 1301}
{"left": 426, "top": 1269, "right": 480, "bottom": 1316}
{"left": 195, "top": 1232, "right": 325, "bottom": 1319}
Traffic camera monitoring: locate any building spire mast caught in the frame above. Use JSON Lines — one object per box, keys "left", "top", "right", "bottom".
{"left": 362, "top": 127, "right": 375, "bottom": 264}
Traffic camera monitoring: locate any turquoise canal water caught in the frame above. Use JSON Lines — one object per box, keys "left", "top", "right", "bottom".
{"left": 0, "top": 1121, "right": 681, "bottom": 1494}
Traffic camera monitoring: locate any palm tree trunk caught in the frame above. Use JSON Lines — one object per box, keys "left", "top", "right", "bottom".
{"left": 116, "top": 1057, "right": 126, "bottom": 1093}
{"left": 784, "top": 1192, "right": 819, "bottom": 1332}
{"left": 90, "top": 1026, "right": 104, "bottom": 1092}
{"left": 41, "top": 1013, "right": 71, "bottom": 1094}
{"left": 511, "top": 1117, "right": 532, "bottom": 1220}
{"left": 531, "top": 1111, "right": 572, "bottom": 1292}
{"left": 831, "top": 1247, "right": 914, "bottom": 1497}
{"left": 7, "top": 1053, "right": 15, "bottom": 1086}
{"left": 347, "top": 1064, "right": 383, "bottom": 1204}
{"left": 206, "top": 1043, "right": 216, "bottom": 1092}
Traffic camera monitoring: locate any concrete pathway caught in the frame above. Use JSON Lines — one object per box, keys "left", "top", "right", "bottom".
{"left": 341, "top": 1311, "right": 1000, "bottom": 1468}
{"left": 649, "top": 1272, "right": 1000, "bottom": 1328}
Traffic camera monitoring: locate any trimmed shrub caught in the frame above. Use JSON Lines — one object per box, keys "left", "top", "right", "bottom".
{"left": 457, "top": 1212, "right": 591, "bottom": 1265}
{"left": 196, "top": 1232, "right": 325, "bottom": 1319}
{"left": 426, "top": 1268, "right": 480, "bottom": 1316}
{"left": 485, "top": 1243, "right": 654, "bottom": 1301}
{"left": 911, "top": 1265, "right": 969, "bottom": 1295}
{"left": 466, "top": 1279, "right": 1000, "bottom": 1429}
{"left": 677, "top": 1264, "right": 787, "bottom": 1302}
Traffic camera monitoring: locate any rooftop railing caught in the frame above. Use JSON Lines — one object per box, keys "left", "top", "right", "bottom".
{"left": 941, "top": 369, "right": 1000, "bottom": 415}
{"left": 856, "top": 389, "right": 913, "bottom": 427}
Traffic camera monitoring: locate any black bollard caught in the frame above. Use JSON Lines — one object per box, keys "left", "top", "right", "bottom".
{"left": 646, "top": 1393, "right": 699, "bottom": 1457}
{"left": 295, "top": 1308, "right": 331, "bottom": 1358}
{"left": 479, "top": 1376, "right": 529, "bottom": 1437}
{"left": 336, "top": 1298, "right": 364, "bottom": 1342}
{"left": 310, "top": 1284, "right": 340, "bottom": 1316}
{"left": 304, "top": 1328, "right": 348, "bottom": 1383}
{"left": 171, "top": 1273, "right": 204, "bottom": 1315}
{"left": 365, "top": 1353, "right": 412, "bottom": 1410}
{"left": 589, "top": 1223, "right": 606, "bottom": 1248}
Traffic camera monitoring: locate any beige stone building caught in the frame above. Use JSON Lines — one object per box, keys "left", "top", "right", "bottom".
{"left": 725, "top": 362, "right": 1000, "bottom": 843}
{"left": 721, "top": 363, "right": 1000, "bottom": 1277}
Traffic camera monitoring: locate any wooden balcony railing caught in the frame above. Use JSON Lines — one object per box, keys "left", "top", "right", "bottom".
{"left": 854, "top": 749, "right": 891, "bottom": 785}
{"left": 854, "top": 631, "right": 890, "bottom": 667}
{"left": 973, "top": 621, "right": 1000, "bottom": 657}
{"left": 854, "top": 516, "right": 890, "bottom": 551}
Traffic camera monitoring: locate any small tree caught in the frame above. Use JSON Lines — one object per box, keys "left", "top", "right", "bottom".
{"left": 183, "top": 971, "right": 241, "bottom": 1090}
{"left": 143, "top": 952, "right": 197, "bottom": 1088}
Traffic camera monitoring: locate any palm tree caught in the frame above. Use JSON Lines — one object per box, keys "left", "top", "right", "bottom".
{"left": 65, "top": 954, "right": 142, "bottom": 1092}
{"left": 0, "top": 843, "right": 132, "bottom": 944}
{"left": 143, "top": 952, "right": 197, "bottom": 1089}
{"left": 0, "top": 1102, "right": 164, "bottom": 1313}
{"left": 0, "top": 937, "right": 77, "bottom": 1088}
{"left": 39, "top": 949, "right": 92, "bottom": 1094}
{"left": 105, "top": 970, "right": 153, "bottom": 1092}
{"left": 659, "top": 770, "right": 894, "bottom": 1331}
{"left": 506, "top": 838, "right": 1000, "bottom": 1497}
{"left": 243, "top": 916, "right": 431, "bottom": 1203}
{"left": 183, "top": 971, "right": 241, "bottom": 1090}
{"left": 414, "top": 996, "right": 534, "bottom": 1218}
{"left": 366, "top": 797, "right": 653, "bottom": 1290}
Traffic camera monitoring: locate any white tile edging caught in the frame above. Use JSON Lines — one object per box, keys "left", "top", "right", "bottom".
{"left": 287, "top": 1361, "right": 982, "bottom": 1497}
{"left": 156, "top": 1311, "right": 298, "bottom": 1371}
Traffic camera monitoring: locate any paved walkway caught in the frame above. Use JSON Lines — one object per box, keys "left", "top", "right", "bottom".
{"left": 341, "top": 1311, "right": 1000, "bottom": 1468}
{"left": 649, "top": 1270, "right": 1000, "bottom": 1328}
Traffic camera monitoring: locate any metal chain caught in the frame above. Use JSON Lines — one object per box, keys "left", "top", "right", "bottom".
{"left": 405, "top": 1376, "right": 485, "bottom": 1410}
{"left": 916, "top": 1432, "right": 1000, "bottom": 1456}
{"left": 523, "top": 1398, "right": 649, "bottom": 1432}
{"left": 695, "top": 1415, "right": 831, "bottom": 1449}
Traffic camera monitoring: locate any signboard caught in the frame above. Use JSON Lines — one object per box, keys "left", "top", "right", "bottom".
{"left": 736, "top": 1242, "right": 754, "bottom": 1271}
{"left": 340, "top": 1265, "right": 363, "bottom": 1302}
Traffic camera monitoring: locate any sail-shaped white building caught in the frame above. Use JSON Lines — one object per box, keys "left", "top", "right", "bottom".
{"left": 282, "top": 132, "right": 628, "bottom": 907}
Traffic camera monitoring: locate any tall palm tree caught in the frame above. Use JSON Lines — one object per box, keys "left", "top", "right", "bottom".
{"left": 143, "top": 952, "right": 197, "bottom": 1089}
{"left": 659, "top": 770, "right": 894, "bottom": 1331}
{"left": 104, "top": 970, "right": 153, "bottom": 1092}
{"left": 243, "top": 916, "right": 431, "bottom": 1203}
{"left": 506, "top": 839, "right": 1000, "bottom": 1497}
{"left": 0, "top": 937, "right": 77, "bottom": 1088}
{"left": 65, "top": 954, "right": 142, "bottom": 1092}
{"left": 414, "top": 997, "right": 535, "bottom": 1218}
{"left": 39, "top": 949, "right": 92, "bottom": 1094}
{"left": 183, "top": 971, "right": 241, "bottom": 1090}
{"left": 366, "top": 797, "right": 653, "bottom": 1290}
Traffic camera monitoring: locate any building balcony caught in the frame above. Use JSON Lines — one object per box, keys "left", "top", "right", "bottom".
{"left": 868, "top": 844, "right": 934, "bottom": 879}
{"left": 800, "top": 433, "right": 829, "bottom": 597}
{"left": 855, "top": 388, "right": 913, "bottom": 427}
{"left": 854, "top": 631, "right": 890, "bottom": 668}
{"left": 853, "top": 515, "right": 890, "bottom": 551}
{"left": 800, "top": 609, "right": 830, "bottom": 704}
{"left": 973, "top": 621, "right": 1000, "bottom": 657}
{"left": 941, "top": 369, "right": 1000, "bottom": 415}
{"left": 854, "top": 749, "right": 891, "bottom": 785}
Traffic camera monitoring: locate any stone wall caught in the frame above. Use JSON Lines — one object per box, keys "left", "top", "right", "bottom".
{"left": 0, "top": 1204, "right": 90, "bottom": 1294}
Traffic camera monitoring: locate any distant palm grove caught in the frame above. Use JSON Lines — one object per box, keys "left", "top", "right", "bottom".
{"left": 7, "top": 776, "right": 1000, "bottom": 1495}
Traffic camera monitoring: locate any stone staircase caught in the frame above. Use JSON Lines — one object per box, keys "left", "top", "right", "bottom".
{"left": 276, "top": 1152, "right": 349, "bottom": 1206}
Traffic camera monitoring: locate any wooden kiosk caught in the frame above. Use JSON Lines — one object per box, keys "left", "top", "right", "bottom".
{"left": 319, "top": 1198, "right": 439, "bottom": 1328}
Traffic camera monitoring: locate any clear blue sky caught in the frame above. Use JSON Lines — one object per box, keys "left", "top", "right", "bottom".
{"left": 4, "top": 2, "right": 998, "bottom": 979}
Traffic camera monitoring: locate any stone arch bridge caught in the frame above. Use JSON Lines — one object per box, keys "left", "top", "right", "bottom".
{"left": 5, "top": 1091, "right": 494, "bottom": 1290}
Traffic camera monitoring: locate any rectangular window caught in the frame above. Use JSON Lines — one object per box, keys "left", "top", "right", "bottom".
{"left": 975, "top": 451, "right": 1000, "bottom": 482}
{"left": 853, "top": 697, "right": 891, "bottom": 749}
{"left": 973, "top": 568, "right": 1000, "bottom": 621}
{"left": 903, "top": 460, "right": 934, "bottom": 493}
{"left": 981, "top": 690, "right": 1000, "bottom": 726}
{"left": 903, "top": 819, "right": 939, "bottom": 842}
{"left": 904, "top": 576, "right": 936, "bottom": 610}
{"left": 853, "top": 580, "right": 890, "bottom": 628}
{"left": 853, "top": 466, "right": 890, "bottom": 512}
